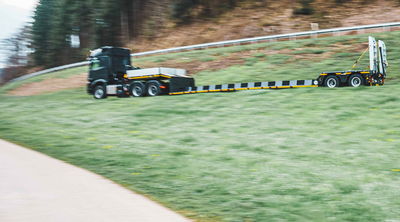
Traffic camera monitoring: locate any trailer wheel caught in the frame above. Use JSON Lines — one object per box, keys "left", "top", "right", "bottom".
{"left": 130, "top": 81, "right": 145, "bottom": 97}
{"left": 146, "top": 80, "right": 161, "bottom": 96}
{"left": 348, "top": 74, "right": 364, "bottom": 87}
{"left": 93, "top": 85, "right": 107, "bottom": 99}
{"left": 324, "top": 76, "right": 340, "bottom": 88}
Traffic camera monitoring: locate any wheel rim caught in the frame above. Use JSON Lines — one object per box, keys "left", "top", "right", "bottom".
{"left": 351, "top": 77, "right": 361, "bottom": 87}
{"left": 132, "top": 86, "right": 142, "bottom": 97}
{"left": 148, "top": 85, "right": 158, "bottom": 96}
{"left": 327, "top": 78, "right": 337, "bottom": 88}
{"left": 94, "top": 88, "right": 104, "bottom": 98}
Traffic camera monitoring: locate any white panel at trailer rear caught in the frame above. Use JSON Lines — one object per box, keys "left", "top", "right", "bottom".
{"left": 368, "top": 36, "right": 378, "bottom": 73}
{"left": 378, "top": 40, "right": 388, "bottom": 75}
{"left": 126, "top": 67, "right": 187, "bottom": 78}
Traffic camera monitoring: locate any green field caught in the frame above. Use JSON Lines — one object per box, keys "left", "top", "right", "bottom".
{"left": 1, "top": 32, "right": 400, "bottom": 221}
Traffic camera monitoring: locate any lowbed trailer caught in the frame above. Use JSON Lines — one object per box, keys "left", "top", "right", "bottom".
{"left": 87, "top": 37, "right": 387, "bottom": 99}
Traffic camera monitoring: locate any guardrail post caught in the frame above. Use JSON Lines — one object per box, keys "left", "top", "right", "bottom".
{"left": 310, "top": 23, "right": 319, "bottom": 38}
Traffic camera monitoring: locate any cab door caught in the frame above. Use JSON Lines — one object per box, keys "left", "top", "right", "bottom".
{"left": 88, "top": 56, "right": 111, "bottom": 81}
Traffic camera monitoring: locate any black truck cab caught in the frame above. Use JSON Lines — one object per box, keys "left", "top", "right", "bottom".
{"left": 87, "top": 47, "right": 136, "bottom": 95}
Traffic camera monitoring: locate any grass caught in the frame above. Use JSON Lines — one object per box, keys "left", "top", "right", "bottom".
{"left": 1, "top": 31, "right": 400, "bottom": 221}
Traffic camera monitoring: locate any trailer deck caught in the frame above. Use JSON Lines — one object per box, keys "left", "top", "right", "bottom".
{"left": 169, "top": 80, "right": 318, "bottom": 95}
{"left": 125, "top": 67, "right": 188, "bottom": 79}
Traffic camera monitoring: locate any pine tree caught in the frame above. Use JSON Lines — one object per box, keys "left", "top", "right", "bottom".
{"left": 92, "top": 0, "right": 123, "bottom": 47}
{"left": 31, "top": 0, "right": 57, "bottom": 66}
{"left": 48, "top": 0, "right": 75, "bottom": 66}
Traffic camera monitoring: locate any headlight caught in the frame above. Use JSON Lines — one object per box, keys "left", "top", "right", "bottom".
{"left": 313, "top": 80, "right": 318, "bottom": 85}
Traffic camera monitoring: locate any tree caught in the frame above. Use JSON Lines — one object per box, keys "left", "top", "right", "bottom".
{"left": 1, "top": 25, "right": 32, "bottom": 67}
{"left": 0, "top": 24, "right": 33, "bottom": 84}
{"left": 92, "top": 0, "right": 123, "bottom": 47}
{"left": 31, "top": 0, "right": 57, "bottom": 66}
{"left": 70, "top": 0, "right": 93, "bottom": 49}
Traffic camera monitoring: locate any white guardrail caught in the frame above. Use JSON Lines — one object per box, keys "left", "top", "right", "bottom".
{"left": 10, "top": 22, "right": 400, "bottom": 82}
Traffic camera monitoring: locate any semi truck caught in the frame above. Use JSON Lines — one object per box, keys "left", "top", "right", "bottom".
{"left": 87, "top": 47, "right": 194, "bottom": 99}
{"left": 87, "top": 36, "right": 387, "bottom": 99}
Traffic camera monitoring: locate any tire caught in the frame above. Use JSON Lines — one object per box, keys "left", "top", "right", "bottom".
{"left": 347, "top": 74, "right": 365, "bottom": 87}
{"left": 324, "top": 75, "right": 340, "bottom": 88}
{"left": 146, "top": 80, "right": 161, "bottom": 96}
{"left": 93, "top": 85, "right": 107, "bottom": 99}
{"left": 348, "top": 74, "right": 364, "bottom": 87}
{"left": 130, "top": 81, "right": 146, "bottom": 97}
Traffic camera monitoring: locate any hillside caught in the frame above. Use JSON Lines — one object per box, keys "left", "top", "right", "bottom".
{"left": 19, "top": 0, "right": 400, "bottom": 69}
{"left": 1, "top": 31, "right": 400, "bottom": 221}
{"left": 129, "top": 0, "right": 400, "bottom": 52}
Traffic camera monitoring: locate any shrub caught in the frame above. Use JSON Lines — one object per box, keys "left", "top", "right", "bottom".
{"left": 293, "top": 0, "right": 314, "bottom": 15}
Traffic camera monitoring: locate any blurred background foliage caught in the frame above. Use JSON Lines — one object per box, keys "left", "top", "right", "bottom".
{"left": 1, "top": 0, "right": 399, "bottom": 83}
{"left": 30, "top": 0, "right": 246, "bottom": 68}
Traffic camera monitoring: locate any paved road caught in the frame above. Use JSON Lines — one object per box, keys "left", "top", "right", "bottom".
{"left": 0, "top": 139, "right": 190, "bottom": 222}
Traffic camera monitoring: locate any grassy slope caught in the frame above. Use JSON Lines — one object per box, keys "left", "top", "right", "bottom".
{"left": 1, "top": 66, "right": 87, "bottom": 94}
{"left": 1, "top": 32, "right": 400, "bottom": 221}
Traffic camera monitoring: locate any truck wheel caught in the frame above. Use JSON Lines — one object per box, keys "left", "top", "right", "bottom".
{"left": 146, "top": 80, "right": 161, "bottom": 96}
{"left": 348, "top": 74, "right": 364, "bottom": 87}
{"left": 130, "top": 81, "right": 145, "bottom": 97}
{"left": 324, "top": 76, "right": 340, "bottom": 88}
{"left": 93, "top": 85, "right": 107, "bottom": 99}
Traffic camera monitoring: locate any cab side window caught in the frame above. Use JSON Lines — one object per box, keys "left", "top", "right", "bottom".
{"left": 90, "top": 58, "right": 101, "bottom": 70}
{"left": 99, "top": 56, "right": 110, "bottom": 67}
{"left": 90, "top": 56, "right": 109, "bottom": 70}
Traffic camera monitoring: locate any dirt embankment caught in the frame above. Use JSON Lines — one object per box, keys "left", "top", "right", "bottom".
{"left": 8, "top": 74, "right": 87, "bottom": 96}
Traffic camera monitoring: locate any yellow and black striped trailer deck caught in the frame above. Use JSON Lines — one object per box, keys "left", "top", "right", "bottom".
{"left": 169, "top": 80, "right": 318, "bottom": 95}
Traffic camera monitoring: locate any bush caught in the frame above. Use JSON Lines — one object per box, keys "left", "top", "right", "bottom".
{"left": 172, "top": 0, "right": 199, "bottom": 23}
{"left": 172, "top": 0, "right": 238, "bottom": 23}
{"left": 293, "top": 0, "right": 314, "bottom": 15}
